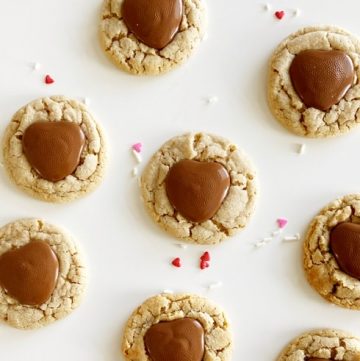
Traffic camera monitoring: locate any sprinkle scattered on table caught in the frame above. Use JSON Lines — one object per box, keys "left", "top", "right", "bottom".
{"left": 171, "top": 258, "right": 181, "bottom": 268}
{"left": 277, "top": 218, "right": 288, "bottom": 229}
{"left": 44, "top": 74, "right": 55, "bottom": 84}
{"left": 274, "top": 10, "right": 285, "bottom": 20}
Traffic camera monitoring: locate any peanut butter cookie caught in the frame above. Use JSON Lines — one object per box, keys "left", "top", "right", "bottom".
{"left": 277, "top": 329, "right": 360, "bottom": 361}
{"left": 122, "top": 293, "right": 232, "bottom": 361}
{"left": 268, "top": 26, "right": 360, "bottom": 137}
{"left": 2, "top": 96, "right": 107, "bottom": 202}
{"left": 99, "top": 0, "right": 207, "bottom": 75}
{"left": 141, "top": 132, "right": 258, "bottom": 244}
{"left": 304, "top": 194, "right": 360, "bottom": 309}
{"left": 0, "top": 219, "right": 86, "bottom": 329}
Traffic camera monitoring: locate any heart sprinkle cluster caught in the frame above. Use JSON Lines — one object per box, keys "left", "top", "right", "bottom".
{"left": 171, "top": 251, "right": 212, "bottom": 270}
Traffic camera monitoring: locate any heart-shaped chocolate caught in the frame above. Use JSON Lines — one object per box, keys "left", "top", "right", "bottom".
{"left": 144, "top": 318, "right": 204, "bottom": 361}
{"left": 330, "top": 222, "right": 360, "bottom": 279}
{"left": 122, "top": 0, "right": 183, "bottom": 49}
{"left": 22, "top": 121, "right": 85, "bottom": 182}
{"left": 0, "top": 241, "right": 59, "bottom": 305}
{"left": 289, "top": 50, "right": 354, "bottom": 111}
{"left": 165, "top": 159, "right": 231, "bottom": 223}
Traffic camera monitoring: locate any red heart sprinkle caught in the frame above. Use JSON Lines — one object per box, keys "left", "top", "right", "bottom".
{"left": 171, "top": 258, "right": 181, "bottom": 268}
{"left": 45, "top": 75, "right": 55, "bottom": 84}
{"left": 200, "top": 260, "right": 210, "bottom": 270}
{"left": 275, "top": 11, "right": 285, "bottom": 19}
{"left": 200, "top": 251, "right": 210, "bottom": 262}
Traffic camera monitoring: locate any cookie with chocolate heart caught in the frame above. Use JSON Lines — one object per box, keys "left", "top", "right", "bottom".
{"left": 268, "top": 26, "right": 360, "bottom": 138}
{"left": 99, "top": 0, "right": 207, "bottom": 75}
{"left": 277, "top": 329, "right": 360, "bottom": 361}
{"left": 0, "top": 219, "right": 86, "bottom": 329}
{"left": 122, "top": 293, "right": 232, "bottom": 361}
{"left": 140, "top": 132, "right": 258, "bottom": 244}
{"left": 2, "top": 96, "right": 107, "bottom": 202}
{"left": 303, "top": 194, "right": 360, "bottom": 309}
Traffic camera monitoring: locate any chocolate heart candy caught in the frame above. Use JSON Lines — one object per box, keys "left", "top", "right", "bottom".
{"left": 330, "top": 222, "right": 360, "bottom": 279}
{"left": 165, "top": 159, "right": 231, "bottom": 223}
{"left": 22, "top": 121, "right": 85, "bottom": 182}
{"left": 144, "top": 318, "right": 204, "bottom": 361}
{"left": 289, "top": 50, "right": 354, "bottom": 111}
{"left": 122, "top": 0, "right": 183, "bottom": 49}
{"left": 0, "top": 241, "right": 59, "bottom": 305}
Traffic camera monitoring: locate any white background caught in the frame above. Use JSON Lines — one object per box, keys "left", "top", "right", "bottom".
{"left": 0, "top": 0, "right": 360, "bottom": 360}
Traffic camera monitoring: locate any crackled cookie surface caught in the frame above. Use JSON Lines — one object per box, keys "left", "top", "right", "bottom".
{"left": 99, "top": 0, "right": 207, "bottom": 75}
{"left": 277, "top": 329, "right": 360, "bottom": 360}
{"left": 303, "top": 194, "right": 360, "bottom": 309}
{"left": 268, "top": 26, "right": 360, "bottom": 137}
{"left": 2, "top": 96, "right": 107, "bottom": 202}
{"left": 141, "top": 132, "right": 257, "bottom": 244}
{"left": 122, "top": 293, "right": 232, "bottom": 361}
{"left": 0, "top": 219, "right": 86, "bottom": 329}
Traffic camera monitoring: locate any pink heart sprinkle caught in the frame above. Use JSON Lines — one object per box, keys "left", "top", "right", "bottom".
{"left": 132, "top": 143, "right": 142, "bottom": 153}
{"left": 275, "top": 10, "right": 285, "bottom": 20}
{"left": 277, "top": 218, "right": 288, "bottom": 229}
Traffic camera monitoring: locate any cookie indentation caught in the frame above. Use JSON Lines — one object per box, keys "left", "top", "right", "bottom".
{"left": 122, "top": 0, "right": 183, "bottom": 49}
{"left": 330, "top": 222, "right": 360, "bottom": 279}
{"left": 0, "top": 241, "right": 59, "bottom": 306}
{"left": 290, "top": 50, "right": 354, "bottom": 111}
{"left": 144, "top": 318, "right": 204, "bottom": 361}
{"left": 165, "top": 160, "right": 230, "bottom": 223}
{"left": 22, "top": 121, "right": 85, "bottom": 182}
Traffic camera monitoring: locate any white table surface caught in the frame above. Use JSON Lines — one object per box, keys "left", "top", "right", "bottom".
{"left": 1, "top": 0, "right": 360, "bottom": 360}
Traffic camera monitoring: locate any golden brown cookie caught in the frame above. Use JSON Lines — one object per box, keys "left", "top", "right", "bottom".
{"left": 0, "top": 219, "right": 86, "bottom": 329}
{"left": 303, "top": 194, "right": 360, "bottom": 309}
{"left": 99, "top": 0, "right": 207, "bottom": 75}
{"left": 268, "top": 26, "right": 360, "bottom": 138}
{"left": 2, "top": 96, "right": 107, "bottom": 203}
{"left": 277, "top": 329, "right": 360, "bottom": 361}
{"left": 122, "top": 293, "right": 232, "bottom": 361}
{"left": 141, "top": 132, "right": 258, "bottom": 244}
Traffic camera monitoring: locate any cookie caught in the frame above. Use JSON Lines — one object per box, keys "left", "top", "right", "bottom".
{"left": 99, "top": 0, "right": 207, "bottom": 75}
{"left": 303, "top": 194, "right": 360, "bottom": 309}
{"left": 141, "top": 132, "right": 258, "bottom": 244}
{"left": 122, "top": 293, "right": 232, "bottom": 361}
{"left": 268, "top": 25, "right": 360, "bottom": 138}
{"left": 0, "top": 219, "right": 86, "bottom": 329}
{"left": 2, "top": 96, "right": 107, "bottom": 203}
{"left": 277, "top": 329, "right": 360, "bottom": 360}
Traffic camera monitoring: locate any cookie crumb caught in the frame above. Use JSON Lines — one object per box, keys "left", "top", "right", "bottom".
{"left": 171, "top": 258, "right": 181, "bottom": 268}
{"left": 132, "top": 149, "right": 142, "bottom": 164}
{"left": 208, "top": 281, "right": 223, "bottom": 290}
{"left": 206, "top": 96, "right": 219, "bottom": 105}
{"left": 274, "top": 10, "right": 285, "bottom": 19}
{"left": 283, "top": 233, "right": 300, "bottom": 242}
